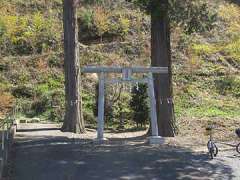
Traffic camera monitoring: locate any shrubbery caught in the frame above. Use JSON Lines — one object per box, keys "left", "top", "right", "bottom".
{"left": 225, "top": 39, "right": 240, "bottom": 61}
{"left": 0, "top": 92, "right": 15, "bottom": 116}
{"left": 14, "top": 89, "right": 65, "bottom": 121}
{"left": 130, "top": 0, "right": 217, "bottom": 34}
{"left": 169, "top": 0, "right": 218, "bottom": 34}
{"left": 0, "top": 12, "right": 61, "bottom": 55}
{"left": 12, "top": 85, "right": 34, "bottom": 98}
{"left": 215, "top": 76, "right": 240, "bottom": 97}
{"left": 48, "top": 54, "right": 63, "bottom": 68}
{"left": 130, "top": 83, "right": 149, "bottom": 127}
{"left": 31, "top": 95, "right": 50, "bottom": 115}
{"left": 113, "top": 91, "right": 132, "bottom": 129}
{"left": 78, "top": 7, "right": 130, "bottom": 42}
{"left": 218, "top": 3, "right": 240, "bottom": 38}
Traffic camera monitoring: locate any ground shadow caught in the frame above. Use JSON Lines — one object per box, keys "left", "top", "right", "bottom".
{"left": 86, "top": 125, "right": 148, "bottom": 134}
{"left": 17, "top": 128, "right": 61, "bottom": 132}
{"left": 9, "top": 132, "right": 236, "bottom": 180}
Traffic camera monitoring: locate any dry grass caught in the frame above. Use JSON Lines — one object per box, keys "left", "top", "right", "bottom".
{"left": 0, "top": 92, "right": 15, "bottom": 118}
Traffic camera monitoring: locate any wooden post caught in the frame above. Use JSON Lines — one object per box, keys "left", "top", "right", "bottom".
{"left": 97, "top": 72, "right": 105, "bottom": 140}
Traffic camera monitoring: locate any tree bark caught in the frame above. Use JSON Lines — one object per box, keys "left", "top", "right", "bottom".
{"left": 151, "top": 0, "right": 175, "bottom": 137}
{"left": 62, "top": 0, "right": 85, "bottom": 133}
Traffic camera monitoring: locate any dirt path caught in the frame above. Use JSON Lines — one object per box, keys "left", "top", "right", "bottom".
{"left": 10, "top": 123, "right": 239, "bottom": 180}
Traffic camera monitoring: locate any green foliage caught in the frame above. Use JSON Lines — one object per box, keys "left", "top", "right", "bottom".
{"left": 129, "top": 0, "right": 165, "bottom": 15}
{"left": 186, "top": 105, "right": 240, "bottom": 118}
{"left": 130, "top": 83, "right": 149, "bottom": 127}
{"left": 10, "top": 70, "right": 31, "bottom": 85}
{"left": 215, "top": 76, "right": 240, "bottom": 97}
{"left": 0, "top": 12, "right": 61, "bottom": 55}
{"left": 225, "top": 39, "right": 240, "bottom": 61}
{"left": 218, "top": 3, "right": 240, "bottom": 39}
{"left": 15, "top": 98, "right": 32, "bottom": 116}
{"left": 191, "top": 38, "right": 240, "bottom": 63}
{"left": 113, "top": 92, "right": 131, "bottom": 117}
{"left": 93, "top": 83, "right": 135, "bottom": 128}
{"left": 82, "top": 90, "right": 96, "bottom": 124}
{"left": 82, "top": 0, "right": 104, "bottom": 5}
{"left": 15, "top": 89, "right": 65, "bottom": 120}
{"left": 80, "top": 9, "right": 94, "bottom": 29}
{"left": 170, "top": 0, "right": 217, "bottom": 34}
{"left": 35, "top": 84, "right": 49, "bottom": 96}
{"left": 31, "top": 95, "right": 50, "bottom": 115}
{"left": 110, "top": 13, "right": 130, "bottom": 37}
{"left": 130, "top": 0, "right": 217, "bottom": 34}
{"left": 83, "top": 111, "right": 96, "bottom": 125}
{"left": 174, "top": 73, "right": 240, "bottom": 121}
{"left": 128, "top": 0, "right": 150, "bottom": 12}
{"left": 0, "top": 18, "right": 6, "bottom": 38}
{"left": 48, "top": 90, "right": 65, "bottom": 122}
{"left": 78, "top": 7, "right": 130, "bottom": 42}
{"left": 48, "top": 54, "right": 63, "bottom": 68}
{"left": 0, "top": 62, "right": 9, "bottom": 72}
{"left": 35, "top": 75, "right": 63, "bottom": 96}
{"left": 0, "top": 77, "right": 11, "bottom": 92}
{"left": 92, "top": 7, "right": 111, "bottom": 40}
{"left": 48, "top": 77, "right": 63, "bottom": 89}
{"left": 12, "top": 85, "right": 34, "bottom": 98}
{"left": 192, "top": 44, "right": 218, "bottom": 56}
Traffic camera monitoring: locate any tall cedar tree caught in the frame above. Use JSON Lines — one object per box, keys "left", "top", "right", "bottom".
{"left": 151, "top": 0, "right": 175, "bottom": 137}
{"left": 130, "top": 0, "right": 176, "bottom": 136}
{"left": 62, "top": 0, "right": 85, "bottom": 133}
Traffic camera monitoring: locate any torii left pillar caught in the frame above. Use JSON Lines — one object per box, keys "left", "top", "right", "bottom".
{"left": 97, "top": 72, "right": 106, "bottom": 141}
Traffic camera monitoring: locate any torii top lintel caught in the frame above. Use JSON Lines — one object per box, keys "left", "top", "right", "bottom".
{"left": 81, "top": 66, "right": 168, "bottom": 74}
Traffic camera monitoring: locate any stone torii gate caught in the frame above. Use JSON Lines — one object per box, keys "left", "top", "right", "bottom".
{"left": 81, "top": 66, "right": 168, "bottom": 144}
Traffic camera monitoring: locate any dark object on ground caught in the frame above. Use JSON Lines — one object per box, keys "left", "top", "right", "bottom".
{"left": 236, "top": 143, "right": 240, "bottom": 154}
{"left": 235, "top": 128, "right": 240, "bottom": 138}
{"left": 207, "top": 140, "right": 218, "bottom": 159}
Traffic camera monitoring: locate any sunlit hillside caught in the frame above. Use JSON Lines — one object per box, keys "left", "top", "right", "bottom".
{"left": 0, "top": 0, "right": 239, "bottom": 141}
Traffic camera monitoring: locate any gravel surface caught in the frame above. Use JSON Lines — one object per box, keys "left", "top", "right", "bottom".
{"left": 213, "top": 151, "right": 240, "bottom": 179}
{"left": 9, "top": 123, "right": 240, "bottom": 180}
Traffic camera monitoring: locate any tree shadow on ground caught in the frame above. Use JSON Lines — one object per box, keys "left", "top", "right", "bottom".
{"left": 105, "top": 127, "right": 148, "bottom": 134}
{"left": 11, "top": 133, "right": 236, "bottom": 180}
{"left": 86, "top": 125, "right": 148, "bottom": 134}
{"left": 17, "top": 128, "right": 61, "bottom": 132}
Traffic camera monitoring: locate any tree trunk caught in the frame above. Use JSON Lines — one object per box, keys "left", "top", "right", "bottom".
{"left": 151, "top": 0, "right": 175, "bottom": 137}
{"left": 62, "top": 0, "right": 85, "bottom": 133}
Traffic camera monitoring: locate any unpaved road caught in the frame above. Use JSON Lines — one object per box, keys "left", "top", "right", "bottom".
{"left": 10, "top": 124, "right": 239, "bottom": 180}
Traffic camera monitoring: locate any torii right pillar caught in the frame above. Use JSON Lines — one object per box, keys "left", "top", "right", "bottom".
{"left": 147, "top": 73, "right": 165, "bottom": 144}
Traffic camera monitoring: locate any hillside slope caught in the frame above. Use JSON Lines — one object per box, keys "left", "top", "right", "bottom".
{"left": 0, "top": 0, "right": 239, "bottom": 142}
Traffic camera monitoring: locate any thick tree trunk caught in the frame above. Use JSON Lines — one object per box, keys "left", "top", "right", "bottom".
{"left": 151, "top": 0, "right": 175, "bottom": 137}
{"left": 62, "top": 0, "right": 85, "bottom": 133}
